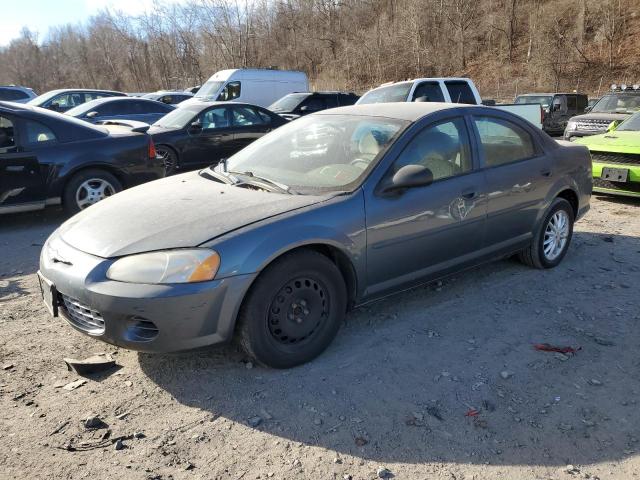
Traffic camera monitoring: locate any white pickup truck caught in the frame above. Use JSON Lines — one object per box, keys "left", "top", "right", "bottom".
{"left": 356, "top": 77, "right": 543, "bottom": 129}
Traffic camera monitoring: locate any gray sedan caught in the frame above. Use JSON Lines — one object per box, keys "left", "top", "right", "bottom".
{"left": 38, "top": 103, "right": 592, "bottom": 368}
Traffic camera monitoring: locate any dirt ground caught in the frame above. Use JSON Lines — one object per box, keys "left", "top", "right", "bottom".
{"left": 1, "top": 195, "right": 639, "bottom": 480}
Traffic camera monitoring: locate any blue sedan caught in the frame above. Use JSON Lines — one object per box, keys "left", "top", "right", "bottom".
{"left": 66, "top": 97, "right": 175, "bottom": 125}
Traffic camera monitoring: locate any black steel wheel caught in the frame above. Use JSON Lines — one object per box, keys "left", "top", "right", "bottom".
{"left": 237, "top": 250, "right": 347, "bottom": 368}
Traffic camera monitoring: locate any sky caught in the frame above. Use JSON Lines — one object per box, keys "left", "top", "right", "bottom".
{"left": 0, "top": 0, "right": 183, "bottom": 46}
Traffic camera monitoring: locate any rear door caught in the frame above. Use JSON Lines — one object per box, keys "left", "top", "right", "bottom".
{"left": 472, "top": 114, "right": 552, "bottom": 249}
{"left": 230, "top": 105, "right": 273, "bottom": 152}
{"left": 0, "top": 115, "right": 48, "bottom": 209}
{"left": 411, "top": 81, "right": 445, "bottom": 102}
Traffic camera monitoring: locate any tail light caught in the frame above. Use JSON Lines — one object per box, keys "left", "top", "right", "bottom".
{"left": 148, "top": 138, "right": 157, "bottom": 159}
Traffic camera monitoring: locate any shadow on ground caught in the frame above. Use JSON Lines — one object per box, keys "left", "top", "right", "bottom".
{"left": 138, "top": 230, "right": 640, "bottom": 467}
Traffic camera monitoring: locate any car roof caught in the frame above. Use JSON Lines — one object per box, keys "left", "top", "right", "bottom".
{"left": 43, "top": 88, "right": 124, "bottom": 94}
{"left": 314, "top": 102, "right": 477, "bottom": 121}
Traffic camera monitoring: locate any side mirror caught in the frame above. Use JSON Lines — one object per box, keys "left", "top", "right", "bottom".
{"left": 85, "top": 111, "right": 99, "bottom": 119}
{"left": 382, "top": 165, "right": 433, "bottom": 193}
{"left": 584, "top": 106, "right": 592, "bottom": 113}
{"left": 607, "top": 120, "right": 620, "bottom": 133}
{"left": 188, "top": 121, "right": 203, "bottom": 133}
{"left": 552, "top": 103, "right": 561, "bottom": 112}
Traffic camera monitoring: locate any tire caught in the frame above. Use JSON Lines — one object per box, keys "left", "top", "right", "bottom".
{"left": 237, "top": 250, "right": 347, "bottom": 368}
{"left": 518, "top": 197, "right": 574, "bottom": 269}
{"left": 63, "top": 169, "right": 122, "bottom": 215}
{"left": 156, "top": 145, "right": 179, "bottom": 176}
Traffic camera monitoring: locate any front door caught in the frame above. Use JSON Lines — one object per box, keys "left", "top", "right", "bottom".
{"left": 184, "top": 106, "right": 235, "bottom": 169}
{"left": 365, "top": 116, "right": 487, "bottom": 297}
{"left": 471, "top": 114, "right": 553, "bottom": 249}
{"left": 0, "top": 115, "right": 46, "bottom": 209}
{"left": 230, "top": 105, "right": 272, "bottom": 153}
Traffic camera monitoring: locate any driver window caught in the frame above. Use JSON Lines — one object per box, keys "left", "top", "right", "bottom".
{"left": 0, "top": 116, "right": 16, "bottom": 153}
{"left": 217, "top": 82, "right": 241, "bottom": 101}
{"left": 392, "top": 117, "right": 472, "bottom": 182}
{"left": 200, "top": 107, "right": 229, "bottom": 129}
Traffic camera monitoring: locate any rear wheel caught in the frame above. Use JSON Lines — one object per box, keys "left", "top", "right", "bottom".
{"left": 63, "top": 169, "right": 122, "bottom": 215}
{"left": 518, "top": 197, "right": 574, "bottom": 269}
{"left": 237, "top": 250, "right": 347, "bottom": 368}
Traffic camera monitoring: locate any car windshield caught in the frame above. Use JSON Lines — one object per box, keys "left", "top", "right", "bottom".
{"left": 591, "top": 93, "right": 640, "bottom": 114}
{"left": 358, "top": 83, "right": 413, "bottom": 104}
{"left": 616, "top": 112, "right": 640, "bottom": 131}
{"left": 209, "top": 114, "right": 407, "bottom": 194}
{"left": 194, "top": 81, "right": 225, "bottom": 100}
{"left": 269, "top": 93, "right": 309, "bottom": 112}
{"left": 153, "top": 108, "right": 197, "bottom": 129}
{"left": 27, "top": 90, "right": 62, "bottom": 106}
{"left": 515, "top": 95, "right": 553, "bottom": 108}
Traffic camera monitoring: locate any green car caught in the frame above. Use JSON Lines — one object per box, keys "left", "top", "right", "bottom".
{"left": 575, "top": 112, "right": 640, "bottom": 197}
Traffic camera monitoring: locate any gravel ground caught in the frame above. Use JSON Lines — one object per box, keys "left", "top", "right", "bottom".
{"left": 1, "top": 195, "right": 639, "bottom": 480}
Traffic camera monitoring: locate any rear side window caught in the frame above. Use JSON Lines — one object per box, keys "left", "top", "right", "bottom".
{"left": 444, "top": 81, "right": 476, "bottom": 104}
{"left": 324, "top": 95, "right": 339, "bottom": 108}
{"left": 217, "top": 82, "right": 241, "bottom": 101}
{"left": 338, "top": 94, "right": 358, "bottom": 106}
{"left": 232, "top": 106, "right": 265, "bottom": 126}
{"left": 50, "top": 93, "right": 84, "bottom": 108}
{"left": 24, "top": 120, "right": 57, "bottom": 145}
{"left": 0, "top": 89, "right": 29, "bottom": 101}
{"left": 474, "top": 116, "right": 536, "bottom": 167}
{"left": 412, "top": 82, "right": 445, "bottom": 102}
{"left": 566, "top": 95, "right": 577, "bottom": 110}
{"left": 301, "top": 96, "right": 325, "bottom": 112}
{"left": 0, "top": 115, "right": 16, "bottom": 152}
{"left": 135, "top": 101, "right": 170, "bottom": 114}
{"left": 577, "top": 95, "right": 588, "bottom": 110}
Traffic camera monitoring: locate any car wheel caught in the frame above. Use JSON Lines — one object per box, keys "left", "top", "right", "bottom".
{"left": 156, "top": 145, "right": 178, "bottom": 175}
{"left": 518, "top": 197, "right": 574, "bottom": 269}
{"left": 63, "top": 169, "right": 122, "bottom": 215}
{"left": 237, "top": 250, "right": 347, "bottom": 368}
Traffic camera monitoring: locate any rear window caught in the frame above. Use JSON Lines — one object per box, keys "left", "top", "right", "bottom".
{"left": 444, "top": 81, "right": 476, "bottom": 104}
{"left": 0, "top": 88, "right": 29, "bottom": 101}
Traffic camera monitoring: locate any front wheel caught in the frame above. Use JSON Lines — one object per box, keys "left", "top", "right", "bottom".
{"left": 237, "top": 250, "right": 347, "bottom": 368}
{"left": 63, "top": 169, "right": 122, "bottom": 215}
{"left": 518, "top": 197, "right": 574, "bottom": 269}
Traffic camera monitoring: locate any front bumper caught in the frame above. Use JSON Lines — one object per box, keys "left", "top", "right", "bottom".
{"left": 38, "top": 235, "right": 256, "bottom": 352}
{"left": 592, "top": 162, "right": 640, "bottom": 198}
{"left": 564, "top": 129, "right": 606, "bottom": 141}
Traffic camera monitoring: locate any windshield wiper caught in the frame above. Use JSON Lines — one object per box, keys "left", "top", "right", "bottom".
{"left": 228, "top": 170, "right": 291, "bottom": 194}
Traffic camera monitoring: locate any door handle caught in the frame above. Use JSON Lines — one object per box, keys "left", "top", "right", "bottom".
{"left": 540, "top": 168, "right": 552, "bottom": 177}
{"left": 461, "top": 188, "right": 478, "bottom": 200}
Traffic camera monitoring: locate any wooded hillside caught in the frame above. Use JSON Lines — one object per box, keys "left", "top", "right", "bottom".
{"left": 1, "top": 0, "right": 638, "bottom": 100}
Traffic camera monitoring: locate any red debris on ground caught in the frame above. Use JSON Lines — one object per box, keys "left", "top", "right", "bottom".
{"left": 533, "top": 343, "right": 581, "bottom": 354}
{"left": 465, "top": 409, "right": 480, "bottom": 417}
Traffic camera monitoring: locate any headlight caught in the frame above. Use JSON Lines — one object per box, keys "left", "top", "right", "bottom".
{"left": 566, "top": 121, "right": 577, "bottom": 131}
{"left": 107, "top": 249, "right": 220, "bottom": 284}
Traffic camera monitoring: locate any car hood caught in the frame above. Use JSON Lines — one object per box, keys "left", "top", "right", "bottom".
{"left": 570, "top": 112, "right": 630, "bottom": 122}
{"left": 58, "top": 171, "right": 330, "bottom": 258}
{"left": 575, "top": 131, "right": 640, "bottom": 150}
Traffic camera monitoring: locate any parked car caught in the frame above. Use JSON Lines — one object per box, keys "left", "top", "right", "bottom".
{"left": 37, "top": 103, "right": 591, "bottom": 368}
{"left": 357, "top": 78, "right": 543, "bottom": 129}
{"left": 574, "top": 111, "right": 640, "bottom": 198}
{"left": 149, "top": 101, "right": 287, "bottom": 174}
{"left": 0, "top": 85, "right": 37, "bottom": 103}
{"left": 564, "top": 85, "right": 640, "bottom": 140}
{"left": 183, "top": 69, "right": 309, "bottom": 108}
{"left": 184, "top": 86, "right": 201, "bottom": 95}
{"left": 269, "top": 91, "right": 360, "bottom": 120}
{"left": 515, "top": 93, "right": 588, "bottom": 135}
{"left": 27, "top": 89, "right": 126, "bottom": 113}
{"left": 65, "top": 97, "right": 175, "bottom": 125}
{"left": 0, "top": 101, "right": 163, "bottom": 215}
{"left": 143, "top": 91, "right": 193, "bottom": 105}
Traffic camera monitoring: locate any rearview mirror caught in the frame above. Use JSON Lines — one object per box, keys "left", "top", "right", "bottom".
{"left": 86, "top": 111, "right": 99, "bottom": 118}
{"left": 383, "top": 165, "right": 433, "bottom": 193}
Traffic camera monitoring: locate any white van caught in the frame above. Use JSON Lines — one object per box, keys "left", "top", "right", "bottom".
{"left": 185, "top": 69, "right": 309, "bottom": 108}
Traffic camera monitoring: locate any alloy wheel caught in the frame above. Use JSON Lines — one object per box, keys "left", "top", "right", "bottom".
{"left": 543, "top": 210, "right": 569, "bottom": 261}
{"left": 75, "top": 178, "right": 116, "bottom": 210}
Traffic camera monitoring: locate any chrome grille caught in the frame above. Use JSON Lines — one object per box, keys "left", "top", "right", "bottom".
{"left": 59, "top": 294, "right": 105, "bottom": 334}
{"left": 575, "top": 120, "right": 610, "bottom": 131}
{"left": 591, "top": 151, "right": 640, "bottom": 166}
